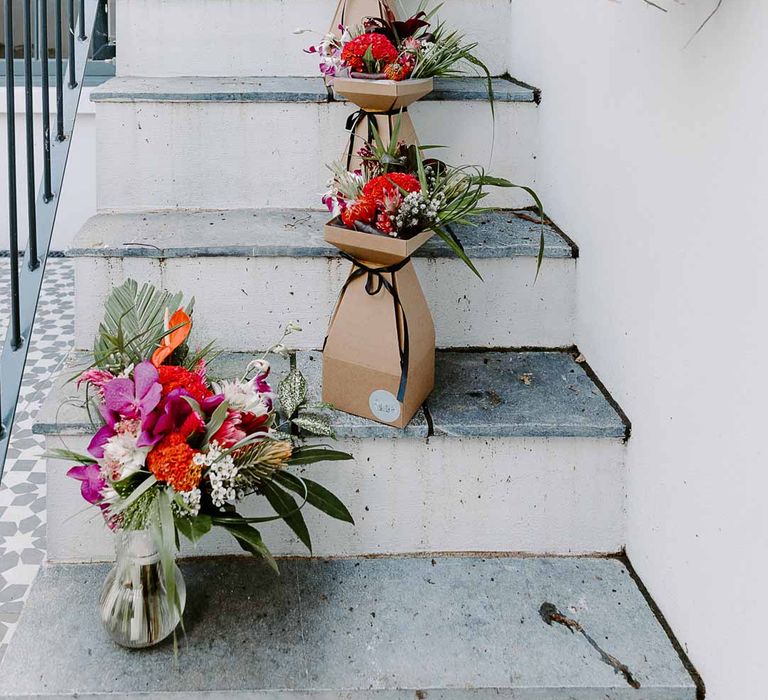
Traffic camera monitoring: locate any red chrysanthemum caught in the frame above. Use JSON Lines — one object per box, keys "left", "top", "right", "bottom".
{"left": 157, "top": 365, "right": 212, "bottom": 403}
{"left": 341, "top": 196, "right": 378, "bottom": 228}
{"left": 363, "top": 173, "right": 421, "bottom": 205}
{"left": 147, "top": 433, "right": 201, "bottom": 492}
{"left": 341, "top": 33, "right": 398, "bottom": 73}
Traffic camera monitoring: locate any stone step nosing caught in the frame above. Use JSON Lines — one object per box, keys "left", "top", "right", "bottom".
{"left": 34, "top": 349, "right": 628, "bottom": 441}
{"left": 90, "top": 76, "right": 537, "bottom": 104}
{"left": 68, "top": 209, "right": 576, "bottom": 261}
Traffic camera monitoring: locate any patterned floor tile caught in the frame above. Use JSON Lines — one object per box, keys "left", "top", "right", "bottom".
{"left": 0, "top": 258, "right": 74, "bottom": 663}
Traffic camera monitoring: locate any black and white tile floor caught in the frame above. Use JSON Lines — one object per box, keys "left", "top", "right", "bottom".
{"left": 0, "top": 258, "right": 74, "bottom": 662}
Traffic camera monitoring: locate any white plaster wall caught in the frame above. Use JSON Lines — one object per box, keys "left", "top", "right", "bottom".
{"left": 508, "top": 2, "right": 768, "bottom": 698}
{"left": 0, "top": 88, "right": 97, "bottom": 251}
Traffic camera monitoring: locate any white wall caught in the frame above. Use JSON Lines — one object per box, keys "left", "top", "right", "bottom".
{"left": 508, "top": 2, "right": 768, "bottom": 698}
{"left": 0, "top": 87, "right": 97, "bottom": 251}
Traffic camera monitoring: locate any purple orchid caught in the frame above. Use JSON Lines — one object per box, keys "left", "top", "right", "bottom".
{"left": 67, "top": 464, "right": 106, "bottom": 505}
{"left": 138, "top": 388, "right": 206, "bottom": 447}
{"left": 87, "top": 362, "right": 162, "bottom": 458}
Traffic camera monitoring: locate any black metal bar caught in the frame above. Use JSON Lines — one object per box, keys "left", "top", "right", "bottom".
{"left": 23, "top": 0, "right": 40, "bottom": 269}
{"left": 78, "top": 0, "right": 86, "bottom": 40}
{"left": 55, "top": 0, "right": 64, "bottom": 140}
{"left": 40, "top": 0, "right": 53, "bottom": 201}
{"left": 5, "top": 0, "right": 22, "bottom": 352}
{"left": 67, "top": 0, "right": 76, "bottom": 88}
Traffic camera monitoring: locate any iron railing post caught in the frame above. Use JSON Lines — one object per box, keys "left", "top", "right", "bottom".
{"left": 5, "top": 0, "right": 22, "bottom": 351}
{"left": 23, "top": 0, "right": 40, "bottom": 270}
{"left": 55, "top": 0, "right": 64, "bottom": 140}
{"left": 67, "top": 0, "right": 76, "bottom": 88}
{"left": 78, "top": 0, "right": 86, "bottom": 40}
{"left": 40, "top": 0, "right": 54, "bottom": 202}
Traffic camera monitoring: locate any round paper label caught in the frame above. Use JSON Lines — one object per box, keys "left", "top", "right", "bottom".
{"left": 369, "top": 390, "right": 402, "bottom": 423}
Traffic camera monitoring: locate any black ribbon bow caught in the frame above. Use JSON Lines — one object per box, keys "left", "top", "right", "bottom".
{"left": 324, "top": 252, "right": 411, "bottom": 403}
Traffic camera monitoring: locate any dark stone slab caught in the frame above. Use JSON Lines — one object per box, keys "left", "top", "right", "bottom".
{"left": 35, "top": 351, "right": 626, "bottom": 440}
{"left": 90, "top": 76, "right": 536, "bottom": 104}
{"left": 68, "top": 209, "right": 574, "bottom": 260}
{"left": 0, "top": 556, "right": 696, "bottom": 698}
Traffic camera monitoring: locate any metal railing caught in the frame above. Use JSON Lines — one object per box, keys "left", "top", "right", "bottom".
{"left": 0, "top": 0, "right": 103, "bottom": 477}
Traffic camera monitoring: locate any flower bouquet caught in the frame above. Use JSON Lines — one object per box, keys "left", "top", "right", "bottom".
{"left": 323, "top": 122, "right": 544, "bottom": 277}
{"left": 57, "top": 280, "right": 354, "bottom": 647}
{"left": 303, "top": 2, "right": 492, "bottom": 111}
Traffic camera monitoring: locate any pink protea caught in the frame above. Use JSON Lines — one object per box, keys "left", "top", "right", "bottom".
{"left": 212, "top": 410, "right": 247, "bottom": 449}
{"left": 76, "top": 368, "right": 115, "bottom": 397}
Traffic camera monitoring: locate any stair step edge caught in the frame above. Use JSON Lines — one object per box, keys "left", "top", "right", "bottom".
{"left": 69, "top": 209, "right": 575, "bottom": 260}
{"left": 90, "top": 76, "right": 537, "bottom": 104}
{"left": 0, "top": 556, "right": 697, "bottom": 699}
{"left": 33, "top": 349, "right": 628, "bottom": 441}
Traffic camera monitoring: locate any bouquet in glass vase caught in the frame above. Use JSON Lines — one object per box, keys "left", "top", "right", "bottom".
{"left": 57, "top": 280, "right": 354, "bottom": 647}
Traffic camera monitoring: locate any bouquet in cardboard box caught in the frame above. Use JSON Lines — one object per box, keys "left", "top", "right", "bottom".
{"left": 56, "top": 280, "right": 354, "bottom": 645}
{"left": 302, "top": 1, "right": 491, "bottom": 85}
{"left": 323, "top": 122, "right": 544, "bottom": 277}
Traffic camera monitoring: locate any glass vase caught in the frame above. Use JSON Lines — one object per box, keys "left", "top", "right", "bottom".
{"left": 99, "top": 529, "right": 186, "bottom": 648}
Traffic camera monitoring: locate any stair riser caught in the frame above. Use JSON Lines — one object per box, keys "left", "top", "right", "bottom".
{"left": 115, "top": 0, "right": 513, "bottom": 79}
{"left": 45, "top": 434, "right": 625, "bottom": 562}
{"left": 94, "top": 101, "right": 538, "bottom": 211}
{"left": 71, "top": 255, "right": 576, "bottom": 351}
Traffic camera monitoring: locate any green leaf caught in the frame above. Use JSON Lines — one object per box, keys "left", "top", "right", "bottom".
{"left": 112, "top": 471, "right": 150, "bottom": 498}
{"left": 278, "top": 369, "right": 308, "bottom": 419}
{"left": 434, "top": 226, "right": 483, "bottom": 280}
{"left": 204, "top": 399, "right": 230, "bottom": 447}
{"left": 292, "top": 413, "right": 336, "bottom": 438}
{"left": 46, "top": 448, "right": 97, "bottom": 464}
{"left": 288, "top": 446, "right": 354, "bottom": 465}
{"left": 219, "top": 517, "right": 278, "bottom": 573}
{"left": 174, "top": 513, "right": 212, "bottom": 544}
{"left": 261, "top": 480, "right": 312, "bottom": 552}
{"left": 275, "top": 472, "right": 354, "bottom": 524}
{"left": 154, "top": 489, "right": 180, "bottom": 618}
{"left": 94, "top": 279, "right": 187, "bottom": 369}
{"left": 111, "top": 475, "right": 157, "bottom": 513}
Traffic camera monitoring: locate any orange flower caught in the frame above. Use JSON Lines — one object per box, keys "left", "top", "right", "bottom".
{"left": 151, "top": 308, "right": 192, "bottom": 367}
{"left": 147, "top": 433, "right": 201, "bottom": 492}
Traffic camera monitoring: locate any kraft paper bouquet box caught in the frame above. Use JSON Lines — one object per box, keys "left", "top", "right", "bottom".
{"left": 329, "top": 0, "right": 399, "bottom": 40}
{"left": 333, "top": 76, "right": 433, "bottom": 113}
{"left": 323, "top": 220, "right": 435, "bottom": 428}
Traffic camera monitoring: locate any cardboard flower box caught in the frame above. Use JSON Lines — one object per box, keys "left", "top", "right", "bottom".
{"left": 329, "top": 0, "right": 399, "bottom": 39}
{"left": 323, "top": 219, "right": 435, "bottom": 428}
{"left": 333, "top": 76, "right": 434, "bottom": 112}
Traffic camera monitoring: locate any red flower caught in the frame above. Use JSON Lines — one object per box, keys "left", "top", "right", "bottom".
{"left": 363, "top": 173, "right": 421, "bottom": 205}
{"left": 158, "top": 365, "right": 212, "bottom": 404}
{"left": 341, "top": 196, "right": 378, "bottom": 228}
{"left": 341, "top": 34, "right": 398, "bottom": 73}
{"left": 147, "top": 433, "right": 201, "bottom": 492}
{"left": 384, "top": 62, "right": 411, "bottom": 81}
{"left": 376, "top": 212, "right": 395, "bottom": 234}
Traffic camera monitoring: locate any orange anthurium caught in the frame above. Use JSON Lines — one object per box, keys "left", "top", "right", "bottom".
{"left": 151, "top": 308, "right": 191, "bottom": 367}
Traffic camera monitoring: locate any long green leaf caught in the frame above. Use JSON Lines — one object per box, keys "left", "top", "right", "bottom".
{"left": 275, "top": 472, "right": 354, "bottom": 524}
{"left": 175, "top": 513, "right": 212, "bottom": 544}
{"left": 288, "top": 446, "right": 354, "bottom": 465}
{"left": 261, "top": 480, "right": 312, "bottom": 552}
{"left": 219, "top": 518, "right": 278, "bottom": 573}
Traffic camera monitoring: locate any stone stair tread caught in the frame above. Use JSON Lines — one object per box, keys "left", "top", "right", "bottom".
{"left": 70, "top": 209, "right": 574, "bottom": 260}
{"left": 90, "top": 75, "right": 536, "bottom": 104}
{"left": 0, "top": 556, "right": 697, "bottom": 698}
{"left": 34, "top": 350, "right": 626, "bottom": 440}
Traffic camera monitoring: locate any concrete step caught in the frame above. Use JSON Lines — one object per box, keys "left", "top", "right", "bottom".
{"left": 69, "top": 208, "right": 576, "bottom": 351}
{"left": 36, "top": 349, "right": 627, "bottom": 562}
{"left": 0, "top": 556, "right": 699, "bottom": 699}
{"left": 90, "top": 76, "right": 539, "bottom": 211}
{"left": 116, "top": 0, "right": 514, "bottom": 78}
